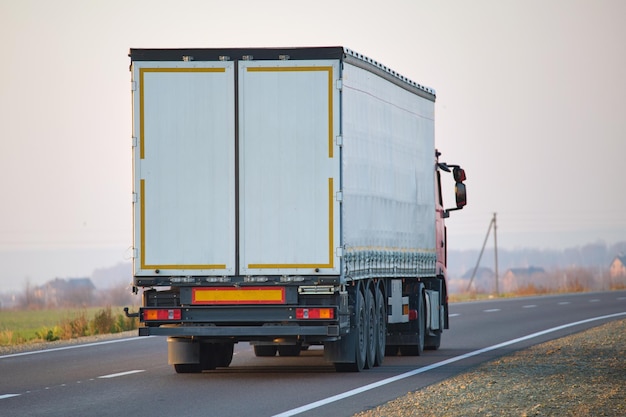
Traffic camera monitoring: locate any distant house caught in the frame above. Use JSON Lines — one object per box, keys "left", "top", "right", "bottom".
{"left": 461, "top": 267, "right": 495, "bottom": 292}
{"left": 501, "top": 266, "right": 545, "bottom": 293}
{"left": 609, "top": 255, "right": 626, "bottom": 279}
{"left": 36, "top": 277, "right": 96, "bottom": 307}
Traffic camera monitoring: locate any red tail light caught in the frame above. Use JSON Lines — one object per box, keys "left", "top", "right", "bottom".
{"left": 296, "top": 308, "right": 334, "bottom": 319}
{"left": 143, "top": 308, "right": 181, "bottom": 321}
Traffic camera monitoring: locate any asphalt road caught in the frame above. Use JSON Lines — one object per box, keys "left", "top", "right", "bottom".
{"left": 2, "top": 290, "right": 625, "bottom": 417}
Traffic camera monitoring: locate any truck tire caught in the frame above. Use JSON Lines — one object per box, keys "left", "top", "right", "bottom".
{"left": 278, "top": 344, "right": 301, "bottom": 357}
{"left": 365, "top": 289, "right": 376, "bottom": 369}
{"left": 174, "top": 363, "right": 203, "bottom": 373}
{"left": 216, "top": 343, "right": 234, "bottom": 367}
{"left": 254, "top": 345, "right": 277, "bottom": 357}
{"left": 425, "top": 332, "right": 442, "bottom": 350}
{"left": 374, "top": 285, "right": 386, "bottom": 366}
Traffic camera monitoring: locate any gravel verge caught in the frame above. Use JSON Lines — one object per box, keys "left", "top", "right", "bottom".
{"left": 355, "top": 319, "right": 626, "bottom": 417}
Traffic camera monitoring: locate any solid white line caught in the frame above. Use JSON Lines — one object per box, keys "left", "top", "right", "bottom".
{"left": 0, "top": 394, "right": 20, "bottom": 400}
{"left": 0, "top": 336, "right": 153, "bottom": 360}
{"left": 272, "top": 311, "right": 626, "bottom": 417}
{"left": 98, "top": 370, "right": 145, "bottom": 379}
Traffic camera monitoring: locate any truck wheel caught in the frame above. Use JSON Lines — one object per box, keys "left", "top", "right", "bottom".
{"left": 216, "top": 343, "right": 234, "bottom": 367}
{"left": 365, "top": 289, "right": 376, "bottom": 369}
{"left": 254, "top": 345, "right": 277, "bottom": 357}
{"left": 355, "top": 290, "right": 368, "bottom": 370}
{"left": 374, "top": 285, "right": 386, "bottom": 366}
{"left": 174, "top": 363, "right": 203, "bottom": 373}
{"left": 425, "top": 332, "right": 441, "bottom": 350}
{"left": 201, "top": 342, "right": 218, "bottom": 370}
{"left": 278, "top": 344, "right": 301, "bottom": 357}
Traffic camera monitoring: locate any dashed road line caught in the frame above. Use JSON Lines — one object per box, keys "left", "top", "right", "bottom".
{"left": 483, "top": 309, "right": 501, "bottom": 313}
{"left": 523, "top": 305, "right": 537, "bottom": 309}
{"left": 0, "top": 394, "right": 20, "bottom": 400}
{"left": 98, "top": 370, "right": 145, "bottom": 379}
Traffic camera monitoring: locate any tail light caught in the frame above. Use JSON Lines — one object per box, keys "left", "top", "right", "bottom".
{"left": 296, "top": 307, "right": 334, "bottom": 320}
{"left": 143, "top": 308, "right": 182, "bottom": 321}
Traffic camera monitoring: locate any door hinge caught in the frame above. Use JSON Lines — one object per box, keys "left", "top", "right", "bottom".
{"left": 130, "top": 81, "right": 137, "bottom": 92}
{"left": 131, "top": 136, "right": 138, "bottom": 148}
{"left": 335, "top": 191, "right": 343, "bottom": 202}
{"left": 336, "top": 79, "right": 343, "bottom": 90}
{"left": 335, "top": 135, "right": 343, "bottom": 147}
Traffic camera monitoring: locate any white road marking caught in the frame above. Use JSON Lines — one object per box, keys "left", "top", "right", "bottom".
{"left": 0, "top": 336, "right": 153, "bottom": 360}
{"left": 483, "top": 309, "right": 501, "bottom": 313}
{"left": 449, "top": 313, "right": 461, "bottom": 317}
{"left": 558, "top": 302, "right": 570, "bottom": 305}
{"left": 98, "top": 370, "right": 145, "bottom": 379}
{"left": 523, "top": 305, "right": 537, "bottom": 309}
{"left": 0, "top": 394, "right": 20, "bottom": 400}
{"left": 272, "top": 311, "right": 626, "bottom": 417}
{"left": 589, "top": 299, "right": 600, "bottom": 303}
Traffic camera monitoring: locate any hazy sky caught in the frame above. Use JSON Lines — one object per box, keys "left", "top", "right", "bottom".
{"left": 1, "top": 0, "right": 625, "bottom": 289}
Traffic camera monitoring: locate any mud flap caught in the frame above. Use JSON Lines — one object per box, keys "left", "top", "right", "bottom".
{"left": 168, "top": 337, "right": 200, "bottom": 365}
{"left": 324, "top": 331, "right": 356, "bottom": 363}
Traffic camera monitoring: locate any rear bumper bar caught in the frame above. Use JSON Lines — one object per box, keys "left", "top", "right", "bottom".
{"left": 138, "top": 324, "right": 341, "bottom": 338}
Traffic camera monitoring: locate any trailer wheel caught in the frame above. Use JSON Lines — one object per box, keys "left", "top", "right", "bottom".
{"left": 254, "top": 345, "right": 278, "bottom": 357}
{"left": 354, "top": 290, "right": 368, "bottom": 370}
{"left": 278, "top": 344, "right": 301, "bottom": 357}
{"left": 365, "top": 289, "right": 376, "bottom": 369}
{"left": 174, "top": 363, "right": 203, "bottom": 373}
{"left": 374, "top": 285, "right": 386, "bottom": 366}
{"left": 216, "top": 343, "right": 234, "bottom": 367}
{"left": 425, "top": 330, "right": 442, "bottom": 350}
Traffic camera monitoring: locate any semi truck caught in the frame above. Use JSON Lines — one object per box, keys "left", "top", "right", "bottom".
{"left": 126, "top": 46, "right": 467, "bottom": 372}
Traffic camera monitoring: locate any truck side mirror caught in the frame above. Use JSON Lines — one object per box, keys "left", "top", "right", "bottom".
{"left": 453, "top": 167, "right": 466, "bottom": 182}
{"left": 455, "top": 182, "right": 467, "bottom": 209}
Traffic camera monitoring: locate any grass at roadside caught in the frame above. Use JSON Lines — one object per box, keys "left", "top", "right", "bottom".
{"left": 0, "top": 307, "right": 138, "bottom": 346}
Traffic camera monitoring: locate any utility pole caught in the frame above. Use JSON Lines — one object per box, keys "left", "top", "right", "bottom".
{"left": 467, "top": 212, "right": 499, "bottom": 295}
{"left": 493, "top": 212, "right": 499, "bottom": 296}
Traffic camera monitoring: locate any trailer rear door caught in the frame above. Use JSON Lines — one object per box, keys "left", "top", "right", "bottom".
{"left": 133, "top": 63, "right": 236, "bottom": 275}
{"left": 238, "top": 60, "right": 341, "bottom": 275}
{"left": 133, "top": 59, "right": 340, "bottom": 277}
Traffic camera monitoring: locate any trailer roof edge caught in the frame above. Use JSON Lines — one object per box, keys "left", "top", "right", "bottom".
{"left": 128, "top": 46, "right": 436, "bottom": 100}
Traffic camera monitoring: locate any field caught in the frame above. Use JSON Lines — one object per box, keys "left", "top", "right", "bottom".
{"left": 0, "top": 307, "right": 137, "bottom": 346}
